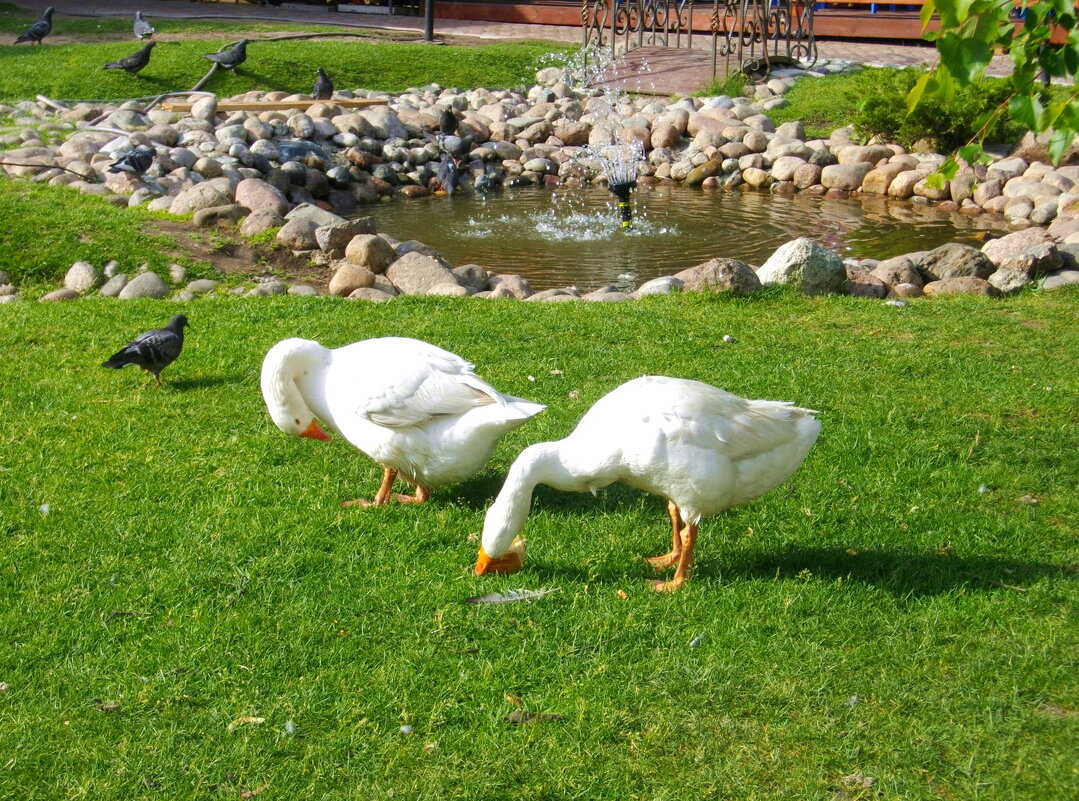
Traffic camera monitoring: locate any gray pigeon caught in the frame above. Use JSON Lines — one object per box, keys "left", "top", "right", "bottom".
{"left": 105, "top": 41, "right": 155, "bottom": 75}
{"left": 312, "top": 67, "right": 333, "bottom": 100}
{"left": 102, "top": 314, "right": 189, "bottom": 386}
{"left": 133, "top": 11, "right": 155, "bottom": 40}
{"left": 439, "top": 107, "right": 459, "bottom": 136}
{"left": 203, "top": 39, "right": 248, "bottom": 70}
{"left": 108, "top": 145, "right": 156, "bottom": 175}
{"left": 15, "top": 6, "right": 54, "bottom": 45}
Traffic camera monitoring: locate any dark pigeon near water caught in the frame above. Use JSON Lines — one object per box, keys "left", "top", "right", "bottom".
{"left": 104, "top": 41, "right": 155, "bottom": 75}
{"left": 203, "top": 39, "right": 248, "bottom": 70}
{"left": 15, "top": 6, "right": 54, "bottom": 45}
{"left": 102, "top": 314, "right": 189, "bottom": 386}
{"left": 312, "top": 67, "right": 333, "bottom": 100}
{"left": 133, "top": 11, "right": 155, "bottom": 40}
{"left": 108, "top": 145, "right": 156, "bottom": 175}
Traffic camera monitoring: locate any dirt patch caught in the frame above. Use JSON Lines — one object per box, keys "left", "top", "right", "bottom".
{"left": 145, "top": 218, "right": 332, "bottom": 292}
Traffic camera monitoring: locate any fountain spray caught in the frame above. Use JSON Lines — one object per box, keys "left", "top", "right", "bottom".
{"left": 591, "top": 142, "right": 644, "bottom": 230}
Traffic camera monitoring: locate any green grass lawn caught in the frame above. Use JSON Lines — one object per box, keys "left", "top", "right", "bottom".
{"left": 1, "top": 292, "right": 1077, "bottom": 799}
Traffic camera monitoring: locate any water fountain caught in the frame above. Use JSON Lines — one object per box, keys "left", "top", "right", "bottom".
{"left": 589, "top": 142, "right": 644, "bottom": 229}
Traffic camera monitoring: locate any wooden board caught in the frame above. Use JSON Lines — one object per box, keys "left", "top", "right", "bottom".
{"left": 159, "top": 98, "right": 388, "bottom": 112}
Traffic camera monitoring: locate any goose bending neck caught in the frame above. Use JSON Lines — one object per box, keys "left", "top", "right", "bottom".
{"left": 481, "top": 442, "right": 574, "bottom": 559}
{"left": 262, "top": 338, "right": 328, "bottom": 429}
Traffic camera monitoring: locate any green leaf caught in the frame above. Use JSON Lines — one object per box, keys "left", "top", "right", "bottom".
{"left": 906, "top": 71, "right": 934, "bottom": 114}
{"left": 937, "top": 33, "right": 992, "bottom": 85}
{"left": 1047, "top": 126, "right": 1072, "bottom": 165}
{"left": 1008, "top": 94, "right": 1045, "bottom": 131}
{"left": 921, "top": 0, "right": 938, "bottom": 28}
{"left": 957, "top": 143, "right": 986, "bottom": 166}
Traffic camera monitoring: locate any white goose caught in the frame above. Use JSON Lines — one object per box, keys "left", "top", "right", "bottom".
{"left": 261, "top": 337, "right": 545, "bottom": 506}
{"left": 474, "top": 376, "right": 820, "bottom": 591}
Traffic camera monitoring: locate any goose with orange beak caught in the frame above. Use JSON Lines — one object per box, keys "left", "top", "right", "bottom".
{"left": 261, "top": 336, "right": 545, "bottom": 507}
{"left": 475, "top": 376, "right": 820, "bottom": 591}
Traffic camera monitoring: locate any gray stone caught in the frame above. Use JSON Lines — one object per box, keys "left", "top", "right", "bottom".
{"left": 193, "top": 204, "right": 247, "bottom": 227}
{"left": 633, "top": 276, "right": 684, "bottom": 296}
{"left": 871, "top": 255, "right": 924, "bottom": 288}
{"left": 185, "top": 279, "right": 220, "bottom": 294}
{"left": 821, "top": 162, "right": 872, "bottom": 191}
{"left": 1041, "top": 269, "right": 1079, "bottom": 289}
{"left": 329, "top": 263, "right": 376, "bottom": 297}
{"left": 922, "top": 276, "right": 1001, "bottom": 297}
{"left": 288, "top": 284, "right": 320, "bottom": 296}
{"left": 39, "top": 288, "right": 79, "bottom": 302}
{"left": 488, "top": 274, "right": 534, "bottom": 299}
{"left": 757, "top": 238, "right": 846, "bottom": 295}
{"left": 345, "top": 234, "right": 397, "bottom": 274}
{"left": 347, "top": 287, "right": 394, "bottom": 302}
{"left": 276, "top": 217, "right": 321, "bottom": 250}
{"left": 99, "top": 274, "right": 128, "bottom": 297}
{"left": 385, "top": 251, "right": 461, "bottom": 295}
{"left": 451, "top": 263, "right": 491, "bottom": 294}
{"left": 674, "top": 258, "right": 761, "bottom": 295}
{"left": 982, "top": 228, "right": 1060, "bottom": 276}
{"left": 316, "top": 217, "right": 377, "bottom": 257}
{"left": 988, "top": 268, "right": 1031, "bottom": 294}
{"left": 284, "top": 202, "right": 346, "bottom": 228}
{"left": 118, "top": 271, "right": 170, "bottom": 299}
{"left": 170, "top": 182, "right": 232, "bottom": 216}
{"left": 241, "top": 208, "right": 285, "bottom": 237}
{"left": 235, "top": 177, "right": 289, "bottom": 216}
{"left": 919, "top": 243, "right": 995, "bottom": 282}
{"left": 64, "top": 261, "right": 99, "bottom": 293}
{"left": 844, "top": 267, "right": 888, "bottom": 298}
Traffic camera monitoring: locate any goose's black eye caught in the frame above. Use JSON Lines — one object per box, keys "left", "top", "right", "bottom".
{"left": 294, "top": 418, "right": 301, "bottom": 426}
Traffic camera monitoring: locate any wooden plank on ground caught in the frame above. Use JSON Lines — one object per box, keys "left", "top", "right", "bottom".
{"left": 159, "top": 98, "right": 389, "bottom": 112}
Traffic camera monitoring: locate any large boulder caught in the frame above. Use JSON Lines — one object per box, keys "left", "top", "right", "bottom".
{"left": 673, "top": 258, "right": 761, "bottom": 295}
{"left": 316, "top": 217, "right": 377, "bottom": 258}
{"left": 918, "top": 243, "right": 995, "bottom": 282}
{"left": 329, "top": 263, "right": 376, "bottom": 297}
{"left": 276, "top": 217, "right": 320, "bottom": 250}
{"left": 385, "top": 251, "right": 461, "bottom": 295}
{"left": 757, "top": 238, "right": 846, "bottom": 295}
{"left": 235, "top": 178, "right": 289, "bottom": 216}
{"left": 981, "top": 228, "right": 1062, "bottom": 276}
{"left": 169, "top": 181, "right": 232, "bottom": 216}
{"left": 344, "top": 234, "right": 397, "bottom": 274}
{"left": 118, "top": 271, "right": 169, "bottom": 299}
{"left": 923, "top": 276, "right": 1001, "bottom": 297}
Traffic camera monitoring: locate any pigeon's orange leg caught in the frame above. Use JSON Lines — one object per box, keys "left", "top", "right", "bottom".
{"left": 651, "top": 523, "right": 697, "bottom": 593}
{"left": 645, "top": 500, "right": 683, "bottom": 570}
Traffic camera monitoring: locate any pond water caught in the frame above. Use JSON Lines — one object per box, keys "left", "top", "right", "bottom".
{"left": 358, "top": 186, "right": 1012, "bottom": 292}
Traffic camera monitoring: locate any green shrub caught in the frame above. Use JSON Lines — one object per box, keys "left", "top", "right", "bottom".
{"left": 850, "top": 67, "right": 1023, "bottom": 151}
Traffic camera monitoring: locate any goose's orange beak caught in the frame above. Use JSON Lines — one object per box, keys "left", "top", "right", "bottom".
{"left": 474, "top": 538, "right": 526, "bottom": 575}
{"left": 301, "top": 420, "right": 331, "bottom": 441}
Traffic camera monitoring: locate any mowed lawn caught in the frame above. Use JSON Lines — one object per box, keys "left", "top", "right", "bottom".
{"left": 0, "top": 292, "right": 1077, "bottom": 799}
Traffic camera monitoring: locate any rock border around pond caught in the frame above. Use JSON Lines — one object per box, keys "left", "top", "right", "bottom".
{"left": 2, "top": 59, "right": 1079, "bottom": 304}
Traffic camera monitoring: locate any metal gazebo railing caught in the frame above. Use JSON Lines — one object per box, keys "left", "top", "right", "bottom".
{"left": 581, "top": 0, "right": 817, "bottom": 81}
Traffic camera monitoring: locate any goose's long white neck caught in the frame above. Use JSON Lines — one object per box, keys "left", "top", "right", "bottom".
{"left": 481, "top": 442, "right": 575, "bottom": 558}
{"left": 261, "top": 338, "right": 329, "bottom": 431}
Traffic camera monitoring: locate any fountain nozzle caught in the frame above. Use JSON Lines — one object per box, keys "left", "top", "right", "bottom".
{"left": 608, "top": 180, "right": 636, "bottom": 229}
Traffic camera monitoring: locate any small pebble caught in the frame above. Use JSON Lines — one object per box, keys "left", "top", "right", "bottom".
{"left": 885, "top": 299, "right": 908, "bottom": 307}
{"left": 722, "top": 335, "right": 736, "bottom": 343}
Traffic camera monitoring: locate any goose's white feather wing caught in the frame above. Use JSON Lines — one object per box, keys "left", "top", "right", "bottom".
{"left": 335, "top": 337, "right": 499, "bottom": 429}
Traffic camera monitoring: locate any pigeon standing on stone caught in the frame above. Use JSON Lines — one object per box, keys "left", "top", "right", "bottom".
{"left": 101, "top": 314, "right": 189, "bottom": 386}
{"left": 108, "top": 145, "right": 156, "bottom": 175}
{"left": 203, "top": 39, "right": 249, "bottom": 70}
{"left": 439, "top": 107, "right": 459, "bottom": 136}
{"left": 133, "top": 11, "right": 155, "bottom": 40}
{"left": 104, "top": 41, "right": 156, "bottom": 75}
{"left": 15, "top": 7, "right": 54, "bottom": 45}
{"left": 312, "top": 67, "right": 333, "bottom": 100}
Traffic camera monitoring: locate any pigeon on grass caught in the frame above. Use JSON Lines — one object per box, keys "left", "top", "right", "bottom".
{"left": 133, "top": 11, "right": 155, "bottom": 40}
{"left": 102, "top": 314, "right": 189, "bottom": 386}
{"left": 108, "top": 145, "right": 156, "bottom": 175}
{"left": 203, "top": 39, "right": 248, "bottom": 70}
{"left": 312, "top": 67, "right": 333, "bottom": 100}
{"left": 104, "top": 41, "right": 155, "bottom": 75}
{"left": 15, "top": 7, "right": 54, "bottom": 45}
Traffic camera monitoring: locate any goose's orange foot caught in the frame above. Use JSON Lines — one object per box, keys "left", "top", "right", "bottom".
{"left": 644, "top": 551, "right": 681, "bottom": 570}
{"left": 343, "top": 489, "right": 430, "bottom": 508}
{"left": 650, "top": 576, "right": 685, "bottom": 593}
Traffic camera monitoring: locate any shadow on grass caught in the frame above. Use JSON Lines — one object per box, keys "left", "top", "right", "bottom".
{"left": 167, "top": 374, "right": 245, "bottom": 390}
{"left": 519, "top": 546, "right": 1075, "bottom": 597}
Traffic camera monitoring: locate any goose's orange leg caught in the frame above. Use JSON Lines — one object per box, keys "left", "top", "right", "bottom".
{"left": 652, "top": 522, "right": 697, "bottom": 593}
{"left": 645, "top": 501, "right": 683, "bottom": 570}
{"left": 343, "top": 469, "right": 431, "bottom": 507}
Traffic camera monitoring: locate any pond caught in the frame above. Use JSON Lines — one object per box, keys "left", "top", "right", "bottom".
{"left": 358, "top": 186, "right": 1012, "bottom": 292}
